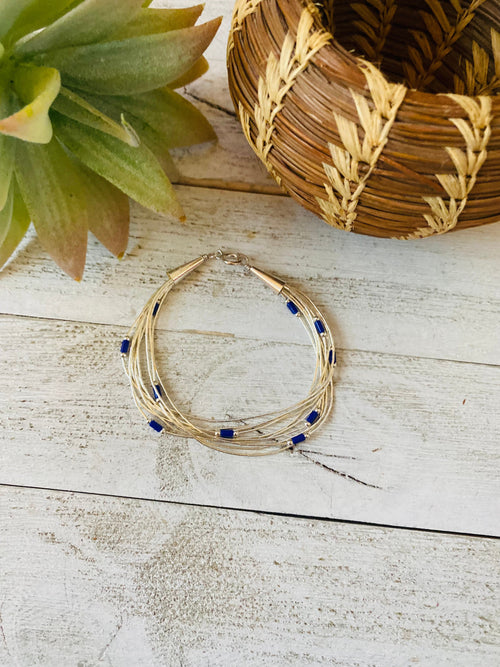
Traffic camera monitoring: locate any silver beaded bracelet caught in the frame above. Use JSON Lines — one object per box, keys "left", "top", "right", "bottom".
{"left": 121, "top": 250, "right": 336, "bottom": 456}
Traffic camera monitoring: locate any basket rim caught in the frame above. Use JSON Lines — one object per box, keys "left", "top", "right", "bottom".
{"left": 227, "top": 0, "right": 500, "bottom": 238}
{"left": 293, "top": 0, "right": 500, "bottom": 111}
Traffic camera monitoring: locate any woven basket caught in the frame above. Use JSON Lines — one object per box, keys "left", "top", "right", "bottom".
{"left": 227, "top": 0, "right": 500, "bottom": 238}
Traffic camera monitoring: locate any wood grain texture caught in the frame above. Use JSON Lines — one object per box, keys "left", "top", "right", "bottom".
{"left": 1, "top": 486, "right": 499, "bottom": 667}
{"left": 1, "top": 314, "right": 498, "bottom": 535}
{"left": 0, "top": 186, "right": 498, "bottom": 366}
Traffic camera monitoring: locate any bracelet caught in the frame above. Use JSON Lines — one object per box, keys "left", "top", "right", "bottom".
{"left": 121, "top": 250, "right": 336, "bottom": 456}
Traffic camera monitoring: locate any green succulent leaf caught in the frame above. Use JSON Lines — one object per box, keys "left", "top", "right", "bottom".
{"left": 0, "top": 134, "right": 14, "bottom": 210}
{"left": 0, "top": 65, "right": 60, "bottom": 143}
{"left": 169, "top": 56, "right": 209, "bottom": 89}
{"left": 15, "top": 137, "right": 88, "bottom": 280}
{"left": 110, "top": 5, "right": 204, "bottom": 40}
{"left": 52, "top": 111, "right": 184, "bottom": 220}
{"left": 51, "top": 87, "right": 138, "bottom": 146}
{"left": 0, "top": 0, "right": 218, "bottom": 278}
{"left": 0, "top": 180, "right": 14, "bottom": 248}
{"left": 0, "top": 178, "right": 30, "bottom": 267}
{"left": 83, "top": 86, "right": 215, "bottom": 149}
{"left": 80, "top": 166, "right": 130, "bottom": 258}
{"left": 81, "top": 94, "right": 179, "bottom": 178}
{"left": 15, "top": 0, "right": 144, "bottom": 56}
{"left": 37, "top": 17, "right": 222, "bottom": 95}
{"left": 0, "top": 83, "right": 16, "bottom": 210}
{"left": 81, "top": 86, "right": 215, "bottom": 150}
{"left": 145, "top": 142, "right": 179, "bottom": 182}
{"left": 0, "top": 179, "right": 31, "bottom": 269}
{"left": 3, "top": 1, "right": 84, "bottom": 48}
{"left": 115, "top": 116, "right": 180, "bottom": 180}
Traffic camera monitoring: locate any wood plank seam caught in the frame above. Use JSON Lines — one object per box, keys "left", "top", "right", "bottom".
{"left": 1, "top": 311, "right": 499, "bottom": 370}
{"left": 2, "top": 481, "right": 500, "bottom": 541}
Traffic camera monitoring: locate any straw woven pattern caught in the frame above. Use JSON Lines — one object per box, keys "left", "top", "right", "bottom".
{"left": 227, "top": 0, "right": 265, "bottom": 54}
{"left": 227, "top": 0, "right": 500, "bottom": 238}
{"left": 237, "top": 5, "right": 331, "bottom": 183}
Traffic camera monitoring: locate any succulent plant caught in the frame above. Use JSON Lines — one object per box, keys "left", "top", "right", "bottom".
{"left": 0, "top": 1, "right": 221, "bottom": 279}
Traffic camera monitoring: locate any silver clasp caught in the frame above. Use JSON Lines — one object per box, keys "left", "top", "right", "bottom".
{"left": 209, "top": 249, "right": 250, "bottom": 266}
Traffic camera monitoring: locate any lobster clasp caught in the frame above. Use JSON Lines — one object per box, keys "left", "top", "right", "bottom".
{"left": 212, "top": 249, "right": 250, "bottom": 266}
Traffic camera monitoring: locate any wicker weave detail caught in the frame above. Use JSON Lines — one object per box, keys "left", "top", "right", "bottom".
{"left": 238, "top": 6, "right": 331, "bottom": 182}
{"left": 352, "top": 0, "right": 399, "bottom": 62}
{"left": 318, "top": 61, "right": 407, "bottom": 232}
{"left": 454, "top": 27, "right": 500, "bottom": 95}
{"left": 403, "top": 0, "right": 487, "bottom": 91}
{"left": 227, "top": 0, "right": 265, "bottom": 53}
{"left": 402, "top": 94, "right": 492, "bottom": 239}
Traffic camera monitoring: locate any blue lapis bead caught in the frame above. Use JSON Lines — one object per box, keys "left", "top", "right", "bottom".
{"left": 149, "top": 420, "right": 163, "bottom": 433}
{"left": 328, "top": 349, "right": 333, "bottom": 364}
{"left": 153, "top": 302, "right": 160, "bottom": 316}
{"left": 120, "top": 339, "right": 130, "bottom": 354}
{"left": 314, "top": 319, "right": 326, "bottom": 335}
{"left": 291, "top": 433, "right": 306, "bottom": 445}
{"left": 286, "top": 300, "right": 299, "bottom": 315}
{"left": 219, "top": 428, "right": 235, "bottom": 439}
{"left": 306, "top": 410, "right": 319, "bottom": 425}
{"left": 153, "top": 384, "right": 162, "bottom": 400}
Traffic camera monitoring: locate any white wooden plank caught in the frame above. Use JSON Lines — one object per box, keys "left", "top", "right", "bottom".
{"left": 0, "top": 186, "right": 498, "bottom": 365}
{"left": 1, "top": 314, "right": 498, "bottom": 535}
{"left": 1, "top": 486, "right": 499, "bottom": 666}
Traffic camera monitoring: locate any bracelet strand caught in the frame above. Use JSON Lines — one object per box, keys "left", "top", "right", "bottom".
{"left": 121, "top": 250, "right": 336, "bottom": 456}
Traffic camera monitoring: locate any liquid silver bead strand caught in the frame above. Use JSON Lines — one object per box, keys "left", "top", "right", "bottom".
{"left": 121, "top": 250, "right": 337, "bottom": 456}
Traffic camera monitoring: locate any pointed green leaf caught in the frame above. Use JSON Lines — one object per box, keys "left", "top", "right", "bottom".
{"left": 15, "top": 137, "right": 88, "bottom": 279}
{"left": 120, "top": 117, "right": 179, "bottom": 180}
{"left": 0, "top": 179, "right": 31, "bottom": 269}
{"left": 16, "top": 0, "right": 144, "bottom": 56}
{"left": 3, "top": 1, "right": 83, "bottom": 48}
{"left": 147, "top": 143, "right": 179, "bottom": 182}
{"left": 51, "top": 87, "right": 138, "bottom": 146}
{"left": 83, "top": 94, "right": 179, "bottom": 178}
{"left": 169, "top": 56, "right": 209, "bottom": 89}
{"left": 80, "top": 87, "right": 216, "bottom": 149}
{"left": 0, "top": 43, "right": 4, "bottom": 59}
{"left": 0, "top": 135, "right": 14, "bottom": 210}
{"left": 52, "top": 112, "right": 184, "bottom": 219}
{"left": 110, "top": 5, "right": 204, "bottom": 39}
{"left": 37, "top": 18, "right": 222, "bottom": 95}
{"left": 0, "top": 66, "right": 60, "bottom": 143}
{"left": 79, "top": 165, "right": 130, "bottom": 258}
{"left": 119, "top": 115, "right": 140, "bottom": 147}
{"left": 0, "top": 181, "right": 14, "bottom": 247}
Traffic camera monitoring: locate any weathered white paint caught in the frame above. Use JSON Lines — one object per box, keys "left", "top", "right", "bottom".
{"left": 0, "top": 187, "right": 498, "bottom": 364}
{"left": 1, "top": 314, "right": 498, "bottom": 535}
{"left": 0, "top": 487, "right": 499, "bottom": 667}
